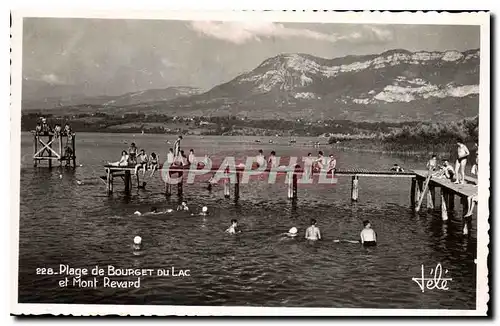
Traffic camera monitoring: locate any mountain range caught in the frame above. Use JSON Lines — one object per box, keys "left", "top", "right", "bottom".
{"left": 22, "top": 48, "right": 480, "bottom": 122}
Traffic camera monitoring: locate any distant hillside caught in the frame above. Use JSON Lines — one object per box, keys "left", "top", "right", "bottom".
{"left": 23, "top": 48, "right": 480, "bottom": 122}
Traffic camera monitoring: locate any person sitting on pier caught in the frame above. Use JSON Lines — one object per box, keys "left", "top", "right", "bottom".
{"left": 109, "top": 150, "right": 129, "bottom": 167}
{"left": 305, "top": 219, "right": 321, "bottom": 241}
{"left": 314, "top": 151, "right": 327, "bottom": 172}
{"left": 390, "top": 164, "right": 404, "bottom": 172}
{"left": 128, "top": 143, "right": 138, "bottom": 164}
{"left": 268, "top": 151, "right": 278, "bottom": 168}
{"left": 166, "top": 148, "right": 175, "bottom": 166}
{"left": 149, "top": 152, "right": 158, "bottom": 177}
{"left": 188, "top": 149, "right": 196, "bottom": 165}
{"left": 438, "top": 159, "right": 455, "bottom": 180}
{"left": 360, "top": 220, "right": 377, "bottom": 247}
{"left": 40, "top": 117, "right": 51, "bottom": 135}
{"left": 34, "top": 122, "right": 42, "bottom": 135}
{"left": 225, "top": 219, "right": 241, "bottom": 234}
{"left": 53, "top": 124, "right": 62, "bottom": 138}
{"left": 454, "top": 140, "right": 470, "bottom": 185}
{"left": 256, "top": 150, "right": 266, "bottom": 168}
{"left": 426, "top": 154, "right": 438, "bottom": 171}
{"left": 62, "top": 123, "right": 73, "bottom": 140}
{"left": 134, "top": 149, "right": 149, "bottom": 175}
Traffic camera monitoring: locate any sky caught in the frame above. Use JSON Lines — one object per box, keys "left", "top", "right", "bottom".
{"left": 22, "top": 18, "right": 480, "bottom": 97}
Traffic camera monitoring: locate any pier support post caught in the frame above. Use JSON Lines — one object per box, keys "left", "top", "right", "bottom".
{"left": 72, "top": 135, "right": 76, "bottom": 167}
{"left": 177, "top": 171, "right": 183, "bottom": 197}
{"left": 427, "top": 185, "right": 435, "bottom": 209}
{"left": 136, "top": 171, "right": 141, "bottom": 188}
{"left": 58, "top": 136, "right": 63, "bottom": 166}
{"left": 441, "top": 188, "right": 448, "bottom": 221}
{"left": 106, "top": 168, "right": 111, "bottom": 195}
{"left": 165, "top": 174, "right": 172, "bottom": 197}
{"left": 33, "top": 135, "right": 38, "bottom": 167}
{"left": 410, "top": 177, "right": 416, "bottom": 208}
{"left": 461, "top": 197, "right": 469, "bottom": 235}
{"left": 448, "top": 194, "right": 455, "bottom": 213}
{"left": 224, "top": 174, "right": 230, "bottom": 198}
{"left": 124, "top": 170, "right": 131, "bottom": 193}
{"left": 110, "top": 174, "right": 113, "bottom": 193}
{"left": 234, "top": 171, "right": 240, "bottom": 200}
{"left": 351, "top": 175, "right": 359, "bottom": 202}
{"left": 416, "top": 179, "right": 423, "bottom": 204}
{"left": 48, "top": 135, "right": 52, "bottom": 168}
{"left": 293, "top": 172, "right": 298, "bottom": 200}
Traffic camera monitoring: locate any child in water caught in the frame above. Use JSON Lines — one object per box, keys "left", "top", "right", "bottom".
{"left": 305, "top": 219, "right": 321, "bottom": 240}
{"left": 360, "top": 220, "right": 377, "bottom": 247}
{"left": 225, "top": 219, "right": 241, "bottom": 234}
{"left": 176, "top": 201, "right": 189, "bottom": 211}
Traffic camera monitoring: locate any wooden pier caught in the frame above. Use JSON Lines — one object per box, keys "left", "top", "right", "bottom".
{"left": 32, "top": 132, "right": 76, "bottom": 167}
{"left": 102, "top": 164, "right": 477, "bottom": 234}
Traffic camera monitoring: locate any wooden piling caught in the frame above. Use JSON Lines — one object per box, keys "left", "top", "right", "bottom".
{"left": 58, "top": 136, "right": 63, "bottom": 166}
{"left": 136, "top": 171, "right": 141, "bottom": 188}
{"left": 234, "top": 171, "right": 240, "bottom": 200}
{"left": 224, "top": 173, "right": 230, "bottom": 198}
{"left": 287, "top": 173, "right": 293, "bottom": 199}
{"left": 71, "top": 134, "right": 76, "bottom": 167}
{"left": 48, "top": 135, "right": 52, "bottom": 168}
{"left": 448, "top": 194, "right": 455, "bottom": 213}
{"left": 124, "top": 170, "right": 131, "bottom": 193}
{"left": 33, "top": 135, "right": 38, "bottom": 167}
{"left": 177, "top": 171, "right": 184, "bottom": 197}
{"left": 441, "top": 189, "right": 448, "bottom": 221}
{"left": 292, "top": 172, "right": 298, "bottom": 200}
{"left": 410, "top": 177, "right": 416, "bottom": 208}
{"left": 461, "top": 196, "right": 469, "bottom": 235}
{"left": 106, "top": 168, "right": 111, "bottom": 195}
{"left": 415, "top": 179, "right": 423, "bottom": 204}
{"left": 351, "top": 175, "right": 359, "bottom": 202}
{"left": 165, "top": 174, "right": 172, "bottom": 196}
{"left": 110, "top": 173, "right": 113, "bottom": 193}
{"left": 427, "top": 185, "right": 436, "bottom": 209}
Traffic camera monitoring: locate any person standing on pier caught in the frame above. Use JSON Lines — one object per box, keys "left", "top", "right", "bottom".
{"left": 327, "top": 154, "right": 337, "bottom": 177}
{"left": 128, "top": 142, "right": 138, "bottom": 164}
{"left": 454, "top": 139, "right": 470, "bottom": 184}
{"left": 305, "top": 219, "right": 321, "bottom": 241}
{"left": 174, "top": 135, "right": 183, "bottom": 158}
{"left": 166, "top": 148, "right": 175, "bottom": 165}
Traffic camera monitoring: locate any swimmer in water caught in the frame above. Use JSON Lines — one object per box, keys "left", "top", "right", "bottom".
{"left": 305, "top": 219, "right": 321, "bottom": 240}
{"left": 360, "top": 220, "right": 377, "bottom": 247}
{"left": 133, "top": 236, "right": 142, "bottom": 251}
{"left": 286, "top": 227, "right": 298, "bottom": 237}
{"left": 200, "top": 206, "right": 208, "bottom": 216}
{"left": 134, "top": 207, "right": 173, "bottom": 216}
{"left": 225, "top": 219, "right": 241, "bottom": 234}
{"left": 176, "top": 201, "right": 189, "bottom": 211}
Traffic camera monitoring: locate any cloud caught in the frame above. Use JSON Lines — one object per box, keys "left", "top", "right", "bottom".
{"left": 40, "top": 73, "right": 66, "bottom": 85}
{"left": 189, "top": 21, "right": 393, "bottom": 45}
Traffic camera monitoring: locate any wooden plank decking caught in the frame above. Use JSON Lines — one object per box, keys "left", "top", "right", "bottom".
{"left": 413, "top": 169, "right": 478, "bottom": 199}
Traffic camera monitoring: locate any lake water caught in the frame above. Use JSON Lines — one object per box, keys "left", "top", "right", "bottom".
{"left": 17, "top": 132, "right": 476, "bottom": 309}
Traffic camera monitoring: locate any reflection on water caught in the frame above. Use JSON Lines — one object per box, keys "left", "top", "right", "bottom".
{"left": 18, "top": 133, "right": 476, "bottom": 308}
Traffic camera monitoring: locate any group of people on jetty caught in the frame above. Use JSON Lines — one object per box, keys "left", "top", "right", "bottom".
{"left": 108, "top": 135, "right": 338, "bottom": 178}
{"left": 389, "top": 139, "right": 478, "bottom": 184}
{"left": 32, "top": 117, "right": 75, "bottom": 163}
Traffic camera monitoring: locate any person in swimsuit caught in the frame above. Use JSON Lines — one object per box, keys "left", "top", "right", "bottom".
{"left": 188, "top": 149, "right": 196, "bottom": 165}
{"left": 256, "top": 150, "right": 266, "bottom": 168}
{"left": 390, "top": 164, "right": 404, "bottom": 172}
{"left": 305, "top": 219, "right": 321, "bottom": 241}
{"left": 176, "top": 201, "right": 189, "bottom": 211}
{"left": 315, "top": 151, "right": 327, "bottom": 172}
{"left": 268, "top": 151, "right": 278, "bottom": 168}
{"left": 225, "top": 219, "right": 241, "bottom": 234}
{"left": 109, "top": 150, "right": 129, "bottom": 167}
{"left": 286, "top": 227, "right": 298, "bottom": 237}
{"left": 134, "top": 149, "right": 149, "bottom": 175}
{"left": 149, "top": 152, "right": 158, "bottom": 177}
{"left": 471, "top": 142, "right": 478, "bottom": 176}
{"left": 360, "top": 220, "right": 377, "bottom": 247}
{"left": 128, "top": 143, "right": 138, "bottom": 164}
{"left": 303, "top": 153, "right": 314, "bottom": 178}
{"left": 454, "top": 140, "right": 470, "bottom": 184}
{"left": 327, "top": 154, "right": 337, "bottom": 177}
{"left": 426, "top": 154, "right": 438, "bottom": 171}
{"left": 173, "top": 135, "right": 183, "bottom": 158}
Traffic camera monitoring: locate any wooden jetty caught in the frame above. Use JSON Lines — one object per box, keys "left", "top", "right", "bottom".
{"left": 102, "top": 164, "right": 478, "bottom": 234}
{"left": 32, "top": 132, "right": 76, "bottom": 167}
